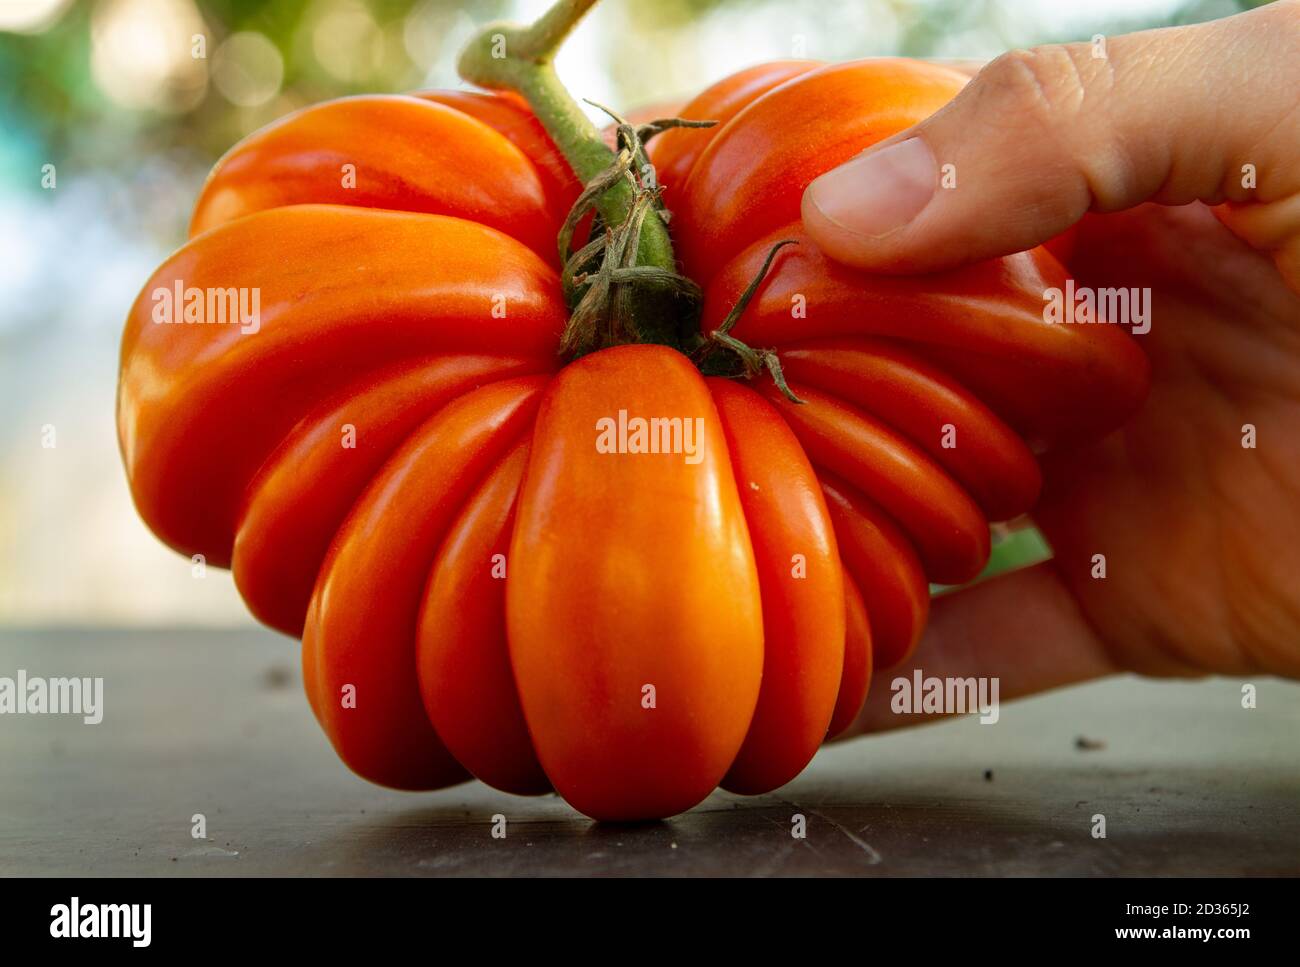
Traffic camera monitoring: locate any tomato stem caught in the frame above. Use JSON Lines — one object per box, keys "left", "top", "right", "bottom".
{"left": 457, "top": 0, "right": 676, "bottom": 282}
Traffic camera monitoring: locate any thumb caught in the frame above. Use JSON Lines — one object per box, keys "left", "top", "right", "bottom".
{"left": 801, "top": 1, "right": 1300, "bottom": 278}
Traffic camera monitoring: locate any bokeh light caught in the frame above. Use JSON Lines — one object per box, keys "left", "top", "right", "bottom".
{"left": 212, "top": 30, "right": 284, "bottom": 107}
{"left": 311, "top": 0, "right": 383, "bottom": 83}
{"left": 90, "top": 0, "right": 209, "bottom": 113}
{"left": 0, "top": 0, "right": 74, "bottom": 34}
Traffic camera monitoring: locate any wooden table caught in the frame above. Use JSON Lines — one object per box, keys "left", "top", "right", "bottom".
{"left": 1, "top": 628, "right": 1296, "bottom": 876}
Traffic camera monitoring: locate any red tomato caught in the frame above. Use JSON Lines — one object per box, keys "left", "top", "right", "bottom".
{"left": 118, "top": 57, "right": 1147, "bottom": 820}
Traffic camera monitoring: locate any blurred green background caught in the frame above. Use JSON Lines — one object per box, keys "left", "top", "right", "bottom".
{"left": 0, "top": 0, "right": 1267, "bottom": 625}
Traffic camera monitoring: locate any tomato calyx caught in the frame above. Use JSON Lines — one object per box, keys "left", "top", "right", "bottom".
{"left": 558, "top": 115, "right": 803, "bottom": 402}
{"left": 557, "top": 106, "right": 705, "bottom": 356}
{"left": 459, "top": 0, "right": 804, "bottom": 401}
{"left": 692, "top": 239, "right": 804, "bottom": 403}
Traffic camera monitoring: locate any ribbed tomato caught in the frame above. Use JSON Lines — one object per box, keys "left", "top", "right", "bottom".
{"left": 118, "top": 47, "right": 1147, "bottom": 820}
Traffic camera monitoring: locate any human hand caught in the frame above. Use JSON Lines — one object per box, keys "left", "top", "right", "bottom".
{"left": 799, "top": 0, "right": 1300, "bottom": 733}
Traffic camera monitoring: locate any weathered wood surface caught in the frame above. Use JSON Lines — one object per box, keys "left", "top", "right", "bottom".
{"left": 1, "top": 628, "right": 1296, "bottom": 876}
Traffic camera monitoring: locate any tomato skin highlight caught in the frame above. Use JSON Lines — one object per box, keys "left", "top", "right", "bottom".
{"left": 190, "top": 95, "right": 560, "bottom": 261}
{"left": 650, "top": 59, "right": 821, "bottom": 211}
{"left": 412, "top": 89, "right": 581, "bottom": 220}
{"left": 506, "top": 346, "right": 764, "bottom": 821}
{"left": 710, "top": 380, "right": 844, "bottom": 796}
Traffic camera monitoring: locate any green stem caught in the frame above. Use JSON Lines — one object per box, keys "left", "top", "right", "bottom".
{"left": 458, "top": 1, "right": 676, "bottom": 277}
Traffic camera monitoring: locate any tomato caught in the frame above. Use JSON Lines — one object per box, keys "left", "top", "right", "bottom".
{"left": 118, "top": 50, "right": 1148, "bottom": 820}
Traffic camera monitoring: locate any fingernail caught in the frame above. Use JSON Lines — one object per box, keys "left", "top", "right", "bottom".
{"left": 807, "top": 137, "right": 937, "bottom": 238}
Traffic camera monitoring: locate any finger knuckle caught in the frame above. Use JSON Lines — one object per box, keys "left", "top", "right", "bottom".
{"left": 983, "top": 45, "right": 1137, "bottom": 209}
{"left": 985, "top": 46, "right": 1091, "bottom": 124}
